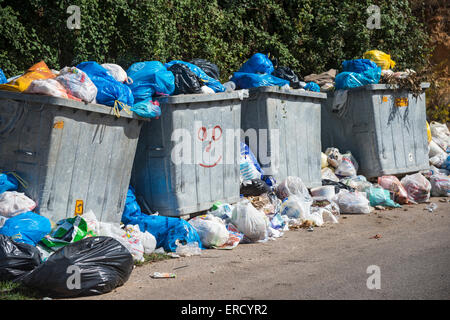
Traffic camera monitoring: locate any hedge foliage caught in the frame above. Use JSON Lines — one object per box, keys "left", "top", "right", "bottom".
{"left": 0, "top": 0, "right": 431, "bottom": 82}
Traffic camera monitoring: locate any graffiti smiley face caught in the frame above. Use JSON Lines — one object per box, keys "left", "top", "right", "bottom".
{"left": 198, "top": 125, "right": 222, "bottom": 168}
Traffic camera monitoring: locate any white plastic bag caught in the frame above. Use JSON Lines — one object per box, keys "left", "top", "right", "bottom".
{"left": 430, "top": 174, "right": 450, "bottom": 197}
{"left": 325, "top": 147, "right": 342, "bottom": 168}
{"left": 0, "top": 191, "right": 36, "bottom": 218}
{"left": 429, "top": 140, "right": 447, "bottom": 158}
{"left": 275, "top": 176, "right": 312, "bottom": 202}
{"left": 400, "top": 173, "right": 431, "bottom": 204}
{"left": 25, "top": 78, "right": 68, "bottom": 98}
{"left": 334, "top": 189, "right": 371, "bottom": 214}
{"left": 321, "top": 167, "right": 339, "bottom": 182}
{"left": 56, "top": 67, "right": 97, "bottom": 102}
{"left": 430, "top": 121, "right": 450, "bottom": 151}
{"left": 231, "top": 200, "right": 267, "bottom": 242}
{"left": 240, "top": 155, "right": 261, "bottom": 182}
{"left": 200, "top": 86, "right": 215, "bottom": 94}
{"left": 280, "top": 195, "right": 311, "bottom": 219}
{"left": 335, "top": 153, "right": 358, "bottom": 177}
{"left": 101, "top": 63, "right": 128, "bottom": 83}
{"left": 189, "top": 214, "right": 229, "bottom": 248}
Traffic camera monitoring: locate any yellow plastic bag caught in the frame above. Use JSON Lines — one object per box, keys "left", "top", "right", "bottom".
{"left": 363, "top": 50, "right": 396, "bottom": 70}
{"left": 426, "top": 121, "right": 432, "bottom": 143}
{"left": 0, "top": 61, "right": 55, "bottom": 92}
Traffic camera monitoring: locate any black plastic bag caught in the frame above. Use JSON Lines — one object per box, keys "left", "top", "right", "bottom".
{"left": 168, "top": 63, "right": 203, "bottom": 95}
{"left": 240, "top": 179, "right": 271, "bottom": 197}
{"left": 0, "top": 235, "right": 41, "bottom": 282}
{"left": 20, "top": 236, "right": 133, "bottom": 298}
{"left": 272, "top": 66, "right": 301, "bottom": 88}
{"left": 190, "top": 58, "right": 220, "bottom": 80}
{"left": 322, "top": 179, "right": 355, "bottom": 193}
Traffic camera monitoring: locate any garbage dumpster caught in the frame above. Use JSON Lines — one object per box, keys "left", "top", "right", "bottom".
{"left": 240, "top": 87, "right": 326, "bottom": 188}
{"left": 321, "top": 83, "right": 430, "bottom": 178}
{"left": 131, "top": 92, "right": 245, "bottom": 217}
{"left": 0, "top": 90, "right": 147, "bottom": 223}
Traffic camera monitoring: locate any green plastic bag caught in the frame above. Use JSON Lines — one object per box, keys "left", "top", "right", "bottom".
{"left": 365, "top": 187, "right": 401, "bottom": 208}
{"left": 40, "top": 216, "right": 96, "bottom": 251}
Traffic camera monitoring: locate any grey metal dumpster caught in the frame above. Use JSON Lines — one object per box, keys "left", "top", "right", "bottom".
{"left": 0, "top": 90, "right": 147, "bottom": 223}
{"left": 321, "top": 83, "right": 430, "bottom": 178}
{"left": 131, "top": 92, "right": 245, "bottom": 218}
{"left": 240, "top": 87, "right": 326, "bottom": 188}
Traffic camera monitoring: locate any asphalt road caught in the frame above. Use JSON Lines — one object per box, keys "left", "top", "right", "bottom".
{"left": 81, "top": 197, "right": 450, "bottom": 300}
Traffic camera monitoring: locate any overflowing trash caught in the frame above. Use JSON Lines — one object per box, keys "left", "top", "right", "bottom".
{"left": 0, "top": 50, "right": 448, "bottom": 299}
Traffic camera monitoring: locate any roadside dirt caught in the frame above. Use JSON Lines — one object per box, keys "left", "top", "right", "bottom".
{"left": 78, "top": 197, "right": 450, "bottom": 300}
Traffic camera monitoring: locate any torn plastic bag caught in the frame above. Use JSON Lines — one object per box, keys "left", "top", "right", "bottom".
{"left": 0, "top": 234, "right": 41, "bottom": 282}
{"left": 40, "top": 215, "right": 95, "bottom": 251}
{"left": 188, "top": 214, "right": 229, "bottom": 248}
{"left": 339, "top": 175, "right": 371, "bottom": 191}
{"left": 237, "top": 53, "right": 274, "bottom": 75}
{"left": 126, "top": 61, "right": 175, "bottom": 100}
{"left": 377, "top": 176, "right": 409, "bottom": 204}
{"left": 20, "top": 236, "right": 133, "bottom": 298}
{"left": 0, "top": 68, "right": 6, "bottom": 84}
{"left": 0, "top": 191, "right": 36, "bottom": 218}
{"left": 167, "top": 63, "right": 203, "bottom": 95}
{"left": 165, "top": 60, "right": 225, "bottom": 92}
{"left": 334, "top": 189, "right": 371, "bottom": 214}
{"left": 56, "top": 67, "right": 97, "bottom": 103}
{"left": 190, "top": 58, "right": 220, "bottom": 80}
{"left": 430, "top": 174, "right": 450, "bottom": 197}
{"left": 230, "top": 200, "right": 267, "bottom": 242}
{"left": 230, "top": 72, "right": 289, "bottom": 89}
{"left": 0, "top": 211, "right": 51, "bottom": 246}
{"left": 342, "top": 59, "right": 379, "bottom": 73}
{"left": 334, "top": 67, "right": 381, "bottom": 90}
{"left": 101, "top": 63, "right": 128, "bottom": 83}
{"left": 364, "top": 186, "right": 401, "bottom": 208}
{"left": 131, "top": 99, "right": 161, "bottom": 118}
{"left": 77, "top": 61, "right": 134, "bottom": 109}
{"left": 400, "top": 173, "right": 431, "bottom": 204}
{"left": 324, "top": 147, "right": 343, "bottom": 168}
{"left": 0, "top": 173, "right": 19, "bottom": 194}
{"left": 240, "top": 179, "right": 271, "bottom": 197}
{"left": 272, "top": 66, "right": 301, "bottom": 88}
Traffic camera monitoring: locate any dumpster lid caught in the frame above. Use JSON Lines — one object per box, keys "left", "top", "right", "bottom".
{"left": 156, "top": 90, "right": 249, "bottom": 105}
{"left": 248, "top": 86, "right": 327, "bottom": 99}
{"left": 352, "top": 82, "right": 431, "bottom": 91}
{"left": 0, "top": 90, "right": 150, "bottom": 120}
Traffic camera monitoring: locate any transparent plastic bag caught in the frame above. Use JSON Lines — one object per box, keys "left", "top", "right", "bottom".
{"left": 230, "top": 200, "right": 267, "bottom": 242}
{"left": 189, "top": 214, "right": 229, "bottom": 248}
{"left": 400, "top": 173, "right": 431, "bottom": 204}
{"left": 334, "top": 189, "right": 371, "bottom": 214}
{"left": 378, "top": 175, "right": 409, "bottom": 204}
{"left": 335, "top": 153, "right": 358, "bottom": 177}
{"left": 430, "top": 174, "right": 450, "bottom": 197}
{"left": 56, "top": 67, "right": 97, "bottom": 102}
{"left": 0, "top": 191, "right": 36, "bottom": 218}
{"left": 275, "top": 176, "right": 312, "bottom": 203}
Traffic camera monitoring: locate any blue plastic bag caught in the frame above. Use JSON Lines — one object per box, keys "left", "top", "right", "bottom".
{"left": 77, "top": 61, "right": 134, "bottom": 108}
{"left": 231, "top": 72, "right": 289, "bottom": 89}
{"left": 0, "top": 211, "right": 51, "bottom": 246}
{"left": 0, "top": 68, "right": 7, "bottom": 84}
{"left": 304, "top": 82, "right": 320, "bottom": 92}
{"left": 121, "top": 187, "right": 203, "bottom": 252}
{"left": 126, "top": 61, "right": 175, "bottom": 102}
{"left": 165, "top": 60, "right": 225, "bottom": 93}
{"left": 240, "top": 142, "right": 263, "bottom": 175}
{"left": 0, "top": 173, "right": 19, "bottom": 194}
{"left": 237, "top": 53, "right": 274, "bottom": 75}
{"left": 130, "top": 100, "right": 161, "bottom": 119}
{"left": 335, "top": 67, "right": 381, "bottom": 90}
{"left": 342, "top": 59, "right": 378, "bottom": 73}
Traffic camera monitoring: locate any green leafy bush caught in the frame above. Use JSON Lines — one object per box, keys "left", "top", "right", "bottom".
{"left": 0, "top": 0, "right": 430, "bottom": 83}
